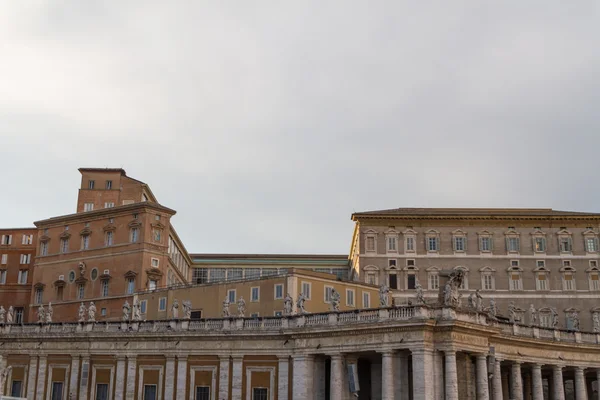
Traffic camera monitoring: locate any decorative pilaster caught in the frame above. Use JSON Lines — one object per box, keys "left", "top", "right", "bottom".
{"left": 80, "top": 356, "right": 90, "bottom": 400}
{"left": 531, "top": 364, "right": 543, "bottom": 400}
{"left": 69, "top": 355, "right": 80, "bottom": 400}
{"left": 476, "top": 354, "right": 490, "bottom": 400}
{"left": 411, "top": 349, "right": 434, "bottom": 400}
{"left": 114, "top": 356, "right": 126, "bottom": 400}
{"left": 574, "top": 367, "right": 587, "bottom": 400}
{"left": 292, "top": 355, "right": 315, "bottom": 400}
{"left": 176, "top": 355, "right": 188, "bottom": 399}
{"left": 277, "top": 356, "right": 289, "bottom": 400}
{"left": 552, "top": 365, "right": 565, "bottom": 400}
{"left": 444, "top": 350, "right": 459, "bottom": 400}
{"left": 329, "top": 354, "right": 343, "bottom": 400}
{"left": 492, "top": 358, "right": 503, "bottom": 400}
{"left": 26, "top": 356, "right": 37, "bottom": 399}
{"left": 125, "top": 356, "right": 137, "bottom": 400}
{"left": 511, "top": 361, "right": 523, "bottom": 400}
{"left": 218, "top": 356, "right": 230, "bottom": 400}
{"left": 163, "top": 356, "right": 176, "bottom": 400}
{"left": 231, "top": 356, "right": 243, "bottom": 399}
{"left": 35, "top": 355, "right": 47, "bottom": 400}
{"left": 380, "top": 351, "right": 394, "bottom": 400}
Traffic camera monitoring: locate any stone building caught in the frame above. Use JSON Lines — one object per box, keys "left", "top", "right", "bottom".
{"left": 350, "top": 208, "right": 600, "bottom": 332}
{"left": 0, "top": 227, "right": 37, "bottom": 323}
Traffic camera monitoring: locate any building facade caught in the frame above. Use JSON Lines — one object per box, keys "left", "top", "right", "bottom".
{"left": 350, "top": 208, "right": 600, "bottom": 332}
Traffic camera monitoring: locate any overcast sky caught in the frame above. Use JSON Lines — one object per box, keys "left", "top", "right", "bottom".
{"left": 1, "top": 2, "right": 599, "bottom": 254}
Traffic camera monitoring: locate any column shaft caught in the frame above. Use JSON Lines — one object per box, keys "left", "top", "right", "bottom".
{"left": 476, "top": 354, "right": 490, "bottom": 400}
{"left": 552, "top": 365, "right": 565, "bottom": 400}
{"left": 381, "top": 352, "right": 394, "bottom": 400}
{"left": 445, "top": 351, "right": 459, "bottom": 400}
{"left": 330, "top": 355, "right": 343, "bottom": 400}
{"left": 278, "top": 357, "right": 290, "bottom": 400}
{"left": 125, "top": 356, "right": 137, "bottom": 400}
{"left": 35, "top": 356, "right": 47, "bottom": 400}
{"left": 176, "top": 356, "right": 188, "bottom": 399}
{"left": 574, "top": 367, "right": 587, "bottom": 400}
{"left": 163, "top": 357, "right": 176, "bottom": 400}
{"left": 218, "top": 356, "right": 230, "bottom": 400}
{"left": 26, "top": 356, "right": 37, "bottom": 399}
{"left": 492, "top": 359, "right": 503, "bottom": 400}
{"left": 231, "top": 357, "right": 243, "bottom": 399}
{"left": 433, "top": 351, "right": 444, "bottom": 400}
{"left": 114, "top": 357, "right": 126, "bottom": 400}
{"left": 531, "top": 364, "right": 543, "bottom": 400}
{"left": 511, "top": 362, "right": 523, "bottom": 400}
{"left": 292, "top": 355, "right": 315, "bottom": 400}
{"left": 69, "top": 356, "right": 80, "bottom": 400}
{"left": 80, "top": 357, "right": 90, "bottom": 400}
{"left": 412, "top": 349, "right": 434, "bottom": 400}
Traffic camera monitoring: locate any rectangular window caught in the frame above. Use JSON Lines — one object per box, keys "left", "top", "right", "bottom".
{"left": 88, "top": 180, "right": 95, "bottom": 189}
{"left": 159, "top": 297, "right": 167, "bottom": 311}
{"left": 405, "top": 237, "right": 415, "bottom": 252}
{"left": 18, "top": 269, "right": 28, "bottom": 284}
{"left": 367, "top": 273, "right": 376, "bottom": 285}
{"left": 151, "top": 258, "right": 159, "bottom": 268}
{"left": 387, "top": 237, "right": 397, "bottom": 252}
{"left": 51, "top": 381, "right": 63, "bottom": 400}
{"left": 105, "top": 231, "right": 113, "bottom": 246}
{"left": 536, "top": 260, "right": 545, "bottom": 269}
{"left": 427, "top": 237, "right": 439, "bottom": 251}
{"left": 11, "top": 380, "right": 23, "bottom": 397}
{"left": 35, "top": 288, "right": 43, "bottom": 304}
{"left": 563, "top": 274, "right": 575, "bottom": 291}
{"left": 251, "top": 287, "right": 260, "bottom": 302}
{"left": 407, "top": 274, "right": 416, "bottom": 290}
{"left": 453, "top": 237, "right": 466, "bottom": 252}
{"left": 196, "top": 386, "right": 210, "bottom": 400}
{"left": 1, "top": 254, "right": 6, "bottom": 264}
{"left": 0, "top": 269, "right": 6, "bottom": 284}
{"left": 81, "top": 235, "right": 90, "bottom": 250}
{"left": 105, "top": 180, "right": 112, "bottom": 189}
{"left": 77, "top": 283, "right": 85, "bottom": 299}
{"left": 429, "top": 273, "right": 439, "bottom": 290}
{"left": 536, "top": 274, "right": 547, "bottom": 290}
{"left": 14, "top": 307, "right": 23, "bottom": 323}
{"left": 228, "top": 289, "right": 236, "bottom": 303}
{"left": 586, "top": 237, "right": 599, "bottom": 252}
{"left": 193, "top": 269, "right": 208, "bottom": 284}
{"left": 301, "top": 282, "right": 311, "bottom": 299}
{"left": 366, "top": 237, "right": 375, "bottom": 252}
{"left": 1, "top": 234, "right": 12, "bottom": 245}
{"left": 60, "top": 238, "right": 69, "bottom": 253}
{"left": 245, "top": 268, "right": 260, "bottom": 280}
{"left": 84, "top": 203, "right": 94, "bottom": 212}
{"left": 101, "top": 280, "right": 109, "bottom": 297}
{"left": 534, "top": 237, "right": 546, "bottom": 252}
{"left": 346, "top": 289, "right": 355, "bottom": 306}
{"left": 252, "top": 388, "right": 268, "bottom": 400}
{"left": 130, "top": 228, "right": 139, "bottom": 243}
{"left": 590, "top": 274, "right": 600, "bottom": 291}
{"left": 559, "top": 237, "right": 572, "bottom": 252}
{"left": 143, "top": 385, "right": 157, "bottom": 400}
{"left": 507, "top": 237, "right": 520, "bottom": 252}
{"left": 57, "top": 286, "right": 64, "bottom": 301}
{"left": 153, "top": 229, "right": 161, "bottom": 242}
{"left": 209, "top": 268, "right": 226, "bottom": 282}
{"left": 127, "top": 278, "right": 135, "bottom": 294}
{"left": 20, "top": 254, "right": 31, "bottom": 264}
{"left": 480, "top": 237, "right": 492, "bottom": 252}
{"left": 227, "top": 268, "right": 243, "bottom": 281}
{"left": 41, "top": 241, "right": 48, "bottom": 256}
{"left": 563, "top": 260, "right": 571, "bottom": 268}
{"left": 324, "top": 286, "right": 333, "bottom": 302}
{"left": 509, "top": 274, "right": 522, "bottom": 290}
{"left": 483, "top": 274, "right": 493, "bottom": 290}
{"left": 389, "top": 273, "right": 398, "bottom": 289}
{"left": 104, "top": 202, "right": 115, "bottom": 208}
{"left": 539, "top": 314, "right": 552, "bottom": 328}
{"left": 101, "top": 308, "right": 107, "bottom": 316}
{"left": 22, "top": 234, "right": 33, "bottom": 245}
{"left": 362, "top": 292, "right": 370, "bottom": 308}
{"left": 274, "top": 284, "right": 283, "bottom": 299}
{"left": 148, "top": 280, "right": 157, "bottom": 290}
{"left": 140, "top": 300, "right": 147, "bottom": 314}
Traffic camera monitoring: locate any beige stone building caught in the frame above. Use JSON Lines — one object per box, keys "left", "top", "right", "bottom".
{"left": 350, "top": 208, "right": 600, "bottom": 331}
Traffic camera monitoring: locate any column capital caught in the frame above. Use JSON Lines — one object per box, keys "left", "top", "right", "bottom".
{"left": 411, "top": 348, "right": 434, "bottom": 355}
{"left": 574, "top": 366, "right": 586, "bottom": 372}
{"left": 292, "top": 354, "right": 315, "bottom": 361}
{"left": 552, "top": 364, "right": 565, "bottom": 370}
{"left": 474, "top": 353, "right": 488, "bottom": 360}
{"left": 530, "top": 363, "right": 542, "bottom": 369}
{"left": 115, "top": 355, "right": 127, "bottom": 361}
{"left": 277, "top": 355, "right": 290, "bottom": 361}
{"left": 176, "top": 355, "right": 187, "bottom": 361}
{"left": 165, "top": 355, "right": 176, "bottom": 361}
{"left": 377, "top": 350, "right": 395, "bottom": 357}
{"left": 218, "top": 355, "right": 230, "bottom": 361}
{"left": 231, "top": 355, "right": 244, "bottom": 362}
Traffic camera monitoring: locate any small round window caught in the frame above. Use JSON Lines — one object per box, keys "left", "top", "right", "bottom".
{"left": 91, "top": 268, "right": 98, "bottom": 281}
{"left": 68, "top": 270, "right": 76, "bottom": 283}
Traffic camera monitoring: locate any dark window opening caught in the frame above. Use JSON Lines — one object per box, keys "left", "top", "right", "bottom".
{"left": 407, "top": 274, "right": 416, "bottom": 290}
{"left": 389, "top": 274, "right": 398, "bottom": 290}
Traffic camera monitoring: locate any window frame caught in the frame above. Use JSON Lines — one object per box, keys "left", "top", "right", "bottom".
{"left": 251, "top": 286, "right": 260, "bottom": 302}
{"left": 425, "top": 230, "right": 440, "bottom": 253}
{"left": 479, "top": 266, "right": 495, "bottom": 291}
{"left": 227, "top": 289, "right": 236, "bottom": 303}
{"left": 77, "top": 283, "right": 85, "bottom": 299}
{"left": 101, "top": 280, "right": 109, "bottom": 297}
{"left": 159, "top": 297, "right": 167, "bottom": 311}
{"left": 17, "top": 269, "right": 28, "bottom": 285}
{"left": 301, "top": 281, "right": 311, "bottom": 299}
{"left": 34, "top": 288, "right": 43, "bottom": 304}
{"left": 346, "top": 288, "right": 355, "bottom": 307}
{"left": 324, "top": 285, "right": 334, "bottom": 303}
{"left": 274, "top": 284, "right": 284, "bottom": 300}
{"left": 362, "top": 291, "right": 370, "bottom": 308}
{"left": 508, "top": 265, "right": 523, "bottom": 291}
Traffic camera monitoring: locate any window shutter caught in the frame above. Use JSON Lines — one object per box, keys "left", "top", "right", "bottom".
{"left": 22, "top": 235, "right": 26, "bottom": 245}
{"left": 7, "top": 235, "right": 11, "bottom": 245}
{"left": 567, "top": 237, "right": 573, "bottom": 251}
{"left": 505, "top": 237, "right": 509, "bottom": 251}
{"left": 464, "top": 237, "right": 467, "bottom": 252}
{"left": 452, "top": 237, "right": 457, "bottom": 251}
{"left": 595, "top": 237, "right": 599, "bottom": 251}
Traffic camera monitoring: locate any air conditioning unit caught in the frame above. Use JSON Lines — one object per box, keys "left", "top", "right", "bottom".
{"left": 103, "top": 269, "right": 110, "bottom": 275}
{"left": 59, "top": 275, "right": 65, "bottom": 281}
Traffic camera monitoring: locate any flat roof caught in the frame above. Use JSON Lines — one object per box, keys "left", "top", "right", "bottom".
{"left": 352, "top": 207, "right": 600, "bottom": 220}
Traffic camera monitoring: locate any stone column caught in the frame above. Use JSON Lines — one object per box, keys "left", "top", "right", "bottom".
{"left": 314, "top": 356, "right": 327, "bottom": 400}
{"left": 444, "top": 350, "right": 459, "bottom": 400}
{"left": 574, "top": 367, "right": 587, "bottom": 400}
{"left": 35, "top": 355, "right": 47, "bottom": 400}
{"left": 125, "top": 356, "right": 137, "bottom": 400}
{"left": 330, "top": 354, "right": 344, "bottom": 400}
{"left": 511, "top": 361, "right": 523, "bottom": 400}
{"left": 176, "top": 355, "right": 188, "bottom": 399}
{"left": 433, "top": 350, "right": 444, "bottom": 400}
{"left": 531, "top": 364, "right": 543, "bottom": 400}
{"left": 552, "top": 365, "right": 565, "bottom": 400}
{"left": 492, "top": 358, "right": 503, "bottom": 400}
{"left": 163, "top": 356, "right": 176, "bottom": 400}
{"left": 218, "top": 356, "right": 230, "bottom": 400}
{"left": 476, "top": 354, "right": 490, "bottom": 400}
{"left": 292, "top": 355, "right": 314, "bottom": 400}
{"left": 114, "top": 356, "right": 126, "bottom": 400}
{"left": 411, "top": 349, "right": 434, "bottom": 400}
{"left": 231, "top": 356, "right": 243, "bottom": 399}
{"left": 26, "top": 356, "right": 37, "bottom": 399}
{"left": 395, "top": 352, "right": 410, "bottom": 400}
{"left": 69, "top": 355, "right": 80, "bottom": 400}
{"left": 80, "top": 356, "right": 90, "bottom": 400}
{"left": 278, "top": 356, "right": 290, "bottom": 400}
{"left": 381, "top": 351, "right": 394, "bottom": 400}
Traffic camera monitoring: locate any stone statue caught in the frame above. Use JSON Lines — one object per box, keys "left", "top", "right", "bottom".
{"left": 132, "top": 300, "right": 141, "bottom": 322}
{"left": 37, "top": 304, "right": 45, "bottom": 323}
{"left": 122, "top": 301, "right": 131, "bottom": 321}
{"left": 46, "top": 302, "right": 53, "bottom": 323}
{"left": 379, "top": 284, "right": 390, "bottom": 307}
{"left": 488, "top": 298, "right": 497, "bottom": 318}
{"left": 297, "top": 293, "right": 307, "bottom": 314}
{"left": 415, "top": 280, "right": 425, "bottom": 305}
{"left": 508, "top": 301, "right": 517, "bottom": 323}
{"left": 88, "top": 302, "right": 97, "bottom": 322}
{"left": 78, "top": 302, "right": 86, "bottom": 322}
{"left": 182, "top": 300, "right": 192, "bottom": 320}
{"left": 78, "top": 261, "right": 86, "bottom": 277}
{"left": 467, "top": 293, "right": 476, "bottom": 311}
{"left": 330, "top": 289, "right": 340, "bottom": 312}
{"left": 593, "top": 312, "right": 600, "bottom": 333}
{"left": 475, "top": 290, "right": 483, "bottom": 312}
{"left": 283, "top": 293, "right": 293, "bottom": 315}
{"left": 0, "top": 306, "right": 5, "bottom": 324}
{"left": 569, "top": 310, "right": 580, "bottom": 331}
{"left": 0, "top": 365, "right": 12, "bottom": 396}
{"left": 528, "top": 304, "right": 537, "bottom": 327}
{"left": 237, "top": 297, "right": 246, "bottom": 317}
{"left": 171, "top": 299, "right": 179, "bottom": 319}
{"left": 6, "top": 306, "right": 13, "bottom": 324}
{"left": 551, "top": 308, "right": 559, "bottom": 328}
{"left": 222, "top": 296, "right": 230, "bottom": 317}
